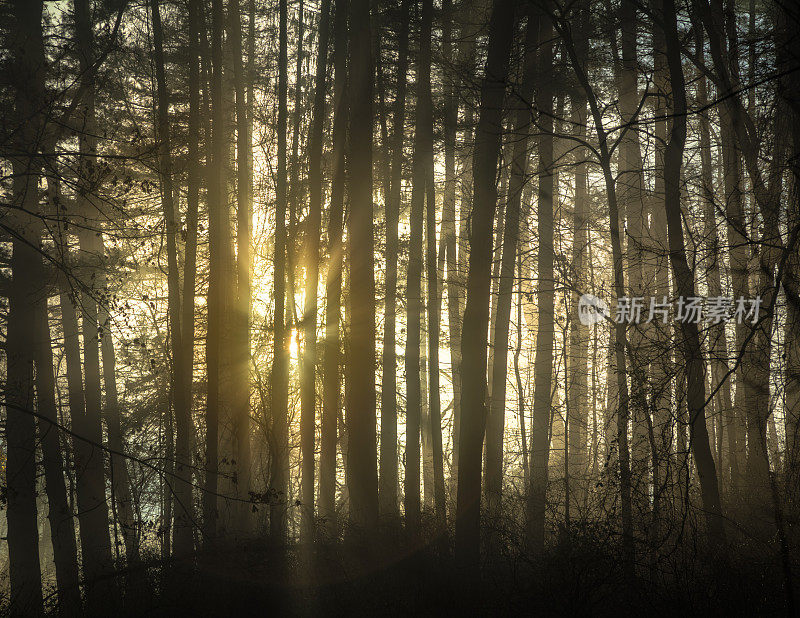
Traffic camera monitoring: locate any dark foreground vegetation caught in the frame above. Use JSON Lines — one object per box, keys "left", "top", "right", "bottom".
{"left": 40, "top": 525, "right": 795, "bottom": 616}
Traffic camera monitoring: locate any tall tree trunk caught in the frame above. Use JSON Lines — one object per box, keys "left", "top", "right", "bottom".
{"left": 320, "top": 0, "right": 349, "bottom": 538}
{"left": 779, "top": 0, "right": 800, "bottom": 508}
{"left": 440, "top": 0, "right": 461, "bottom": 518}
{"left": 454, "top": 0, "right": 515, "bottom": 579}
{"left": 99, "top": 307, "right": 140, "bottom": 567}
{"left": 450, "top": 5, "right": 484, "bottom": 506}
{"left": 661, "top": 0, "right": 726, "bottom": 550}
{"left": 152, "top": 0, "right": 194, "bottom": 557}
{"left": 528, "top": 8, "right": 555, "bottom": 554}
{"left": 485, "top": 5, "right": 538, "bottom": 542}
{"left": 42, "top": 148, "right": 84, "bottom": 614}
{"left": 405, "top": 0, "right": 435, "bottom": 536}
{"left": 566, "top": 6, "right": 591, "bottom": 508}
{"left": 270, "top": 0, "right": 290, "bottom": 545}
{"left": 5, "top": 5, "right": 46, "bottom": 610}
{"left": 616, "top": 0, "right": 650, "bottom": 521}
{"left": 560, "top": 12, "right": 634, "bottom": 570}
{"left": 6, "top": 192, "right": 44, "bottom": 616}
{"left": 379, "top": 0, "right": 409, "bottom": 522}
{"left": 73, "top": 0, "right": 116, "bottom": 601}
{"left": 301, "top": 0, "right": 331, "bottom": 542}
{"left": 346, "top": 0, "right": 379, "bottom": 531}
{"left": 178, "top": 0, "right": 202, "bottom": 554}
{"left": 696, "top": 0, "right": 777, "bottom": 503}
{"left": 422, "top": 0, "right": 446, "bottom": 528}
{"left": 229, "top": 0, "right": 253, "bottom": 539}
{"left": 34, "top": 291, "right": 82, "bottom": 612}
{"left": 204, "top": 0, "right": 228, "bottom": 544}
{"left": 649, "top": 4, "right": 676, "bottom": 522}
{"left": 567, "top": 86, "right": 589, "bottom": 514}
{"left": 695, "top": 30, "right": 735, "bottom": 498}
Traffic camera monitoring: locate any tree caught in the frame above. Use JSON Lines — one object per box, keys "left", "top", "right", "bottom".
{"left": 270, "top": 0, "right": 290, "bottom": 545}
{"left": 229, "top": 0, "right": 253, "bottom": 538}
{"left": 346, "top": 0, "right": 379, "bottom": 531}
{"left": 5, "top": 2, "right": 46, "bottom": 610}
{"left": 301, "top": 0, "right": 331, "bottom": 543}
{"left": 151, "top": 0, "right": 193, "bottom": 556}
{"left": 661, "top": 0, "right": 726, "bottom": 550}
{"left": 455, "top": 0, "right": 515, "bottom": 578}
{"left": 485, "top": 3, "right": 538, "bottom": 541}
{"left": 73, "top": 0, "right": 117, "bottom": 601}
{"left": 528, "top": 6, "right": 555, "bottom": 554}
{"left": 379, "top": 0, "right": 409, "bottom": 522}
{"left": 321, "top": 0, "right": 349, "bottom": 537}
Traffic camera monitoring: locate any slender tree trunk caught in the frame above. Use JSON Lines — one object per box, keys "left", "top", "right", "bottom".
{"left": 454, "top": 0, "right": 515, "bottom": 579}
{"left": 649, "top": 6, "right": 676, "bottom": 522}
{"left": 405, "top": 0, "right": 435, "bottom": 536}
{"left": 270, "top": 0, "right": 290, "bottom": 545}
{"left": 696, "top": 30, "right": 735, "bottom": 498}
{"left": 567, "top": 57, "right": 590, "bottom": 510}
{"left": 485, "top": 5, "right": 538, "bottom": 541}
{"left": 450, "top": 10, "right": 479, "bottom": 511}
{"left": 379, "top": 0, "right": 409, "bottom": 522}
{"left": 780, "top": 0, "right": 800, "bottom": 504}
{"left": 616, "top": 0, "right": 650, "bottom": 521}
{"left": 301, "top": 0, "right": 331, "bottom": 542}
{"left": 515, "top": 249, "right": 529, "bottom": 489}
{"left": 178, "top": 0, "right": 202, "bottom": 554}
{"left": 6, "top": 203, "right": 44, "bottom": 616}
{"left": 661, "top": 0, "right": 726, "bottom": 550}
{"left": 422, "top": 0, "right": 446, "bottom": 528}
{"left": 152, "top": 0, "right": 194, "bottom": 557}
{"left": 5, "top": 5, "right": 46, "bottom": 610}
{"left": 560, "top": 14, "right": 634, "bottom": 570}
{"left": 204, "top": 0, "right": 228, "bottom": 544}
{"left": 320, "top": 0, "right": 348, "bottom": 538}
{"left": 440, "top": 0, "right": 462, "bottom": 519}
{"left": 229, "top": 0, "right": 253, "bottom": 538}
{"left": 73, "top": 0, "right": 116, "bottom": 600}
{"left": 34, "top": 291, "right": 82, "bottom": 612}
{"left": 42, "top": 149, "right": 84, "bottom": 614}
{"left": 696, "top": 0, "right": 775, "bottom": 501}
{"left": 528, "top": 8, "right": 555, "bottom": 554}
{"left": 346, "top": 0, "right": 379, "bottom": 531}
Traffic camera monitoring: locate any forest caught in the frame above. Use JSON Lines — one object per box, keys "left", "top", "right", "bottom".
{"left": 1, "top": 0, "right": 799, "bottom": 614}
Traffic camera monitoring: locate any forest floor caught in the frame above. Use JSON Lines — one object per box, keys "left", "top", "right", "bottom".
{"left": 107, "top": 526, "right": 795, "bottom": 617}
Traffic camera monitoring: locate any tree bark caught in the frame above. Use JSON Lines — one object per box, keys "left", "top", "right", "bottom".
{"left": 423, "top": 0, "right": 446, "bottom": 528}
{"left": 320, "top": 0, "right": 349, "bottom": 538}
{"left": 301, "top": 0, "right": 331, "bottom": 543}
{"left": 204, "top": 0, "right": 229, "bottom": 545}
{"left": 152, "top": 0, "right": 194, "bottom": 557}
{"left": 346, "top": 0, "right": 379, "bottom": 531}
{"left": 454, "top": 0, "right": 515, "bottom": 579}
{"left": 229, "top": 0, "right": 253, "bottom": 539}
{"left": 405, "top": 0, "right": 435, "bottom": 536}
{"left": 661, "top": 0, "right": 726, "bottom": 550}
{"left": 73, "top": 0, "right": 116, "bottom": 600}
{"left": 270, "top": 0, "right": 290, "bottom": 545}
{"left": 485, "top": 5, "right": 538, "bottom": 541}
{"left": 559, "top": 11, "right": 634, "bottom": 570}
{"left": 5, "top": 5, "right": 46, "bottom": 610}
{"left": 379, "top": 0, "right": 409, "bottom": 522}
{"left": 528, "top": 8, "right": 555, "bottom": 554}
